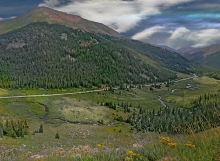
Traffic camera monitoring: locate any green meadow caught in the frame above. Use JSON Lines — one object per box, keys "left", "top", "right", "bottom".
{"left": 0, "top": 75, "right": 220, "bottom": 160}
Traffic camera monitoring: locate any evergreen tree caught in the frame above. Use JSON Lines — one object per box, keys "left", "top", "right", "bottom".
{"left": 55, "top": 131, "right": 60, "bottom": 139}
{"left": 39, "top": 124, "right": 43, "bottom": 133}
{"left": 0, "top": 127, "right": 3, "bottom": 138}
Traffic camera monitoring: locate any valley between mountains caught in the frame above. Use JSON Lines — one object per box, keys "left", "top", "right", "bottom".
{"left": 0, "top": 7, "right": 220, "bottom": 161}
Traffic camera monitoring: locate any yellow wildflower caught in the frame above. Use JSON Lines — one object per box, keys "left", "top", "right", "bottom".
{"left": 96, "top": 144, "right": 102, "bottom": 147}
{"left": 72, "top": 147, "right": 78, "bottom": 151}
{"left": 167, "top": 142, "right": 178, "bottom": 147}
{"left": 34, "top": 158, "right": 44, "bottom": 161}
{"left": 159, "top": 136, "right": 172, "bottom": 144}
{"left": 187, "top": 141, "right": 193, "bottom": 144}
{"left": 184, "top": 141, "right": 195, "bottom": 148}
{"left": 126, "top": 150, "right": 134, "bottom": 156}
{"left": 124, "top": 156, "right": 131, "bottom": 161}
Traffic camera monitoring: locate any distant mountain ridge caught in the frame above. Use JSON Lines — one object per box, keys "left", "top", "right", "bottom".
{"left": 178, "top": 44, "right": 220, "bottom": 69}
{"left": 155, "top": 45, "right": 176, "bottom": 52}
{"left": 177, "top": 46, "right": 200, "bottom": 55}
{"left": 0, "top": 7, "right": 122, "bottom": 38}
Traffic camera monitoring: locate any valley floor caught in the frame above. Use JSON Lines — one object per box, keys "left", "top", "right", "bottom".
{"left": 0, "top": 75, "right": 220, "bottom": 161}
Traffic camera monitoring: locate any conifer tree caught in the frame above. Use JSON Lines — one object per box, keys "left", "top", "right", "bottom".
{"left": 39, "top": 124, "right": 43, "bottom": 133}
{"left": 55, "top": 131, "right": 60, "bottom": 139}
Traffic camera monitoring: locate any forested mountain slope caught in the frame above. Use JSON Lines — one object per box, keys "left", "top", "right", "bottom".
{"left": 187, "top": 51, "right": 220, "bottom": 70}
{"left": 0, "top": 22, "right": 179, "bottom": 89}
{"left": 0, "top": 21, "right": 211, "bottom": 89}
{"left": 106, "top": 37, "right": 211, "bottom": 74}
{"left": 112, "top": 38, "right": 192, "bottom": 73}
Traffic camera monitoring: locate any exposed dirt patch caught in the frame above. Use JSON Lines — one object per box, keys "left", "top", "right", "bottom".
{"left": 141, "top": 73, "right": 150, "bottom": 80}
{"left": 7, "top": 40, "right": 26, "bottom": 49}
{"left": 41, "top": 10, "right": 82, "bottom": 24}
{"left": 60, "top": 33, "right": 68, "bottom": 40}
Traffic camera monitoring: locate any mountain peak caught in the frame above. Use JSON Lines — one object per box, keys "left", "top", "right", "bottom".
{"left": 0, "top": 7, "right": 122, "bottom": 37}
{"left": 30, "top": 7, "right": 82, "bottom": 23}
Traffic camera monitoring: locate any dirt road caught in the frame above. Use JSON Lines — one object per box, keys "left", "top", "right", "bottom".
{"left": 0, "top": 75, "right": 197, "bottom": 99}
{"left": 0, "top": 89, "right": 105, "bottom": 99}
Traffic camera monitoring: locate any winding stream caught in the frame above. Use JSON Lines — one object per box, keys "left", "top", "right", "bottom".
{"left": 34, "top": 102, "right": 49, "bottom": 121}
{"left": 158, "top": 96, "right": 168, "bottom": 108}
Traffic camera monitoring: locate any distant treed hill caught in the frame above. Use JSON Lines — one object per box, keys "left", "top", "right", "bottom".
{"left": 113, "top": 38, "right": 191, "bottom": 73}
{"left": 105, "top": 35, "right": 216, "bottom": 74}
{"left": 184, "top": 50, "right": 220, "bottom": 70}
{"left": 102, "top": 35, "right": 210, "bottom": 74}
{"left": 209, "top": 71, "right": 220, "bottom": 80}
{"left": 0, "top": 22, "right": 179, "bottom": 89}
{"left": 179, "top": 44, "right": 220, "bottom": 70}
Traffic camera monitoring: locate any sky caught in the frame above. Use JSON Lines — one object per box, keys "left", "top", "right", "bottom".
{"left": 1, "top": 0, "right": 220, "bottom": 49}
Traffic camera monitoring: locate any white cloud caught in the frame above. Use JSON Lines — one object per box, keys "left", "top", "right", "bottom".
{"left": 132, "top": 26, "right": 165, "bottom": 40}
{"left": 130, "top": 25, "right": 220, "bottom": 49}
{"left": 39, "top": 0, "right": 194, "bottom": 32}
{"left": 0, "top": 16, "right": 16, "bottom": 22}
{"left": 190, "top": 29, "right": 220, "bottom": 48}
{"left": 40, "top": 0, "right": 62, "bottom": 7}
{"left": 167, "top": 27, "right": 220, "bottom": 48}
{"left": 41, "top": 0, "right": 220, "bottom": 49}
{"left": 9, "top": 16, "right": 16, "bottom": 20}
{"left": 169, "top": 27, "right": 190, "bottom": 40}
